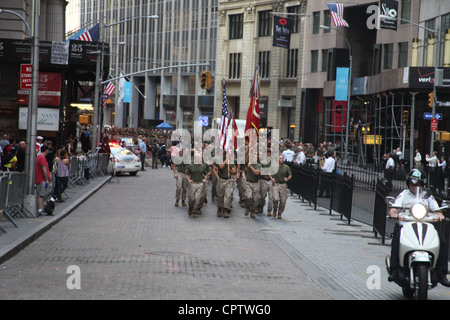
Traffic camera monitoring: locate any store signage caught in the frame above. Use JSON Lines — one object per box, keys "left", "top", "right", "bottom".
{"left": 273, "top": 16, "right": 293, "bottom": 49}
{"left": 18, "top": 107, "right": 60, "bottom": 131}
{"left": 409, "top": 67, "right": 450, "bottom": 89}
{"left": 17, "top": 72, "right": 62, "bottom": 106}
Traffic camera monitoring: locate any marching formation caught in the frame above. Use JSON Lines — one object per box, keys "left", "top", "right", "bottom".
{"left": 171, "top": 143, "right": 292, "bottom": 220}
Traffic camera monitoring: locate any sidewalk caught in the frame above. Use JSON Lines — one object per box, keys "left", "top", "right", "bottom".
{"left": 0, "top": 175, "right": 111, "bottom": 264}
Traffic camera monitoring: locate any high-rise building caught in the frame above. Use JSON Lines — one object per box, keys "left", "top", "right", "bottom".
{"left": 75, "top": 0, "right": 218, "bottom": 130}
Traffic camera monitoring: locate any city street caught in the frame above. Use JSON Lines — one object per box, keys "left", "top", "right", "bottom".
{"left": 0, "top": 166, "right": 449, "bottom": 301}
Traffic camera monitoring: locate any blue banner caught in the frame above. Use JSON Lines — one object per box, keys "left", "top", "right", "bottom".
{"left": 123, "top": 81, "right": 132, "bottom": 103}
{"left": 335, "top": 67, "right": 349, "bottom": 101}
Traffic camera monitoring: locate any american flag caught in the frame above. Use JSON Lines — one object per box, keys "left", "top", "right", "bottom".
{"left": 327, "top": 3, "right": 349, "bottom": 27}
{"left": 78, "top": 23, "right": 100, "bottom": 42}
{"left": 218, "top": 83, "right": 230, "bottom": 151}
{"left": 103, "top": 80, "right": 116, "bottom": 108}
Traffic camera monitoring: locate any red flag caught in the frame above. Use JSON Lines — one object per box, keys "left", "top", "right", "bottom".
{"left": 245, "top": 66, "right": 261, "bottom": 144}
{"left": 230, "top": 110, "right": 239, "bottom": 150}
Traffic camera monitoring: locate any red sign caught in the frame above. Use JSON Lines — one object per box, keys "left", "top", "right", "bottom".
{"left": 431, "top": 118, "right": 438, "bottom": 132}
{"left": 19, "top": 64, "right": 33, "bottom": 90}
{"left": 17, "top": 72, "right": 62, "bottom": 106}
{"left": 331, "top": 100, "right": 347, "bottom": 133}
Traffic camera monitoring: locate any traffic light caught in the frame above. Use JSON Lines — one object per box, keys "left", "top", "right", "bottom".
{"left": 402, "top": 110, "right": 409, "bottom": 126}
{"left": 428, "top": 92, "right": 434, "bottom": 108}
{"left": 200, "top": 71, "right": 211, "bottom": 89}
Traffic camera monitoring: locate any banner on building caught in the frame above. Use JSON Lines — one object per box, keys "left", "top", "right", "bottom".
{"left": 379, "top": 0, "right": 398, "bottom": 30}
{"left": 17, "top": 72, "right": 62, "bottom": 106}
{"left": 18, "top": 107, "right": 60, "bottom": 131}
{"left": 335, "top": 67, "right": 349, "bottom": 101}
{"left": 331, "top": 100, "right": 347, "bottom": 133}
{"left": 123, "top": 81, "right": 132, "bottom": 103}
{"left": 273, "top": 16, "right": 293, "bottom": 49}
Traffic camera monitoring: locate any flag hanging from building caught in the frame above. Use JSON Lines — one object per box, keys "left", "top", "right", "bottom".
{"left": 78, "top": 23, "right": 100, "bottom": 42}
{"left": 245, "top": 65, "right": 261, "bottom": 143}
{"left": 218, "top": 83, "right": 230, "bottom": 151}
{"left": 327, "top": 3, "right": 349, "bottom": 27}
{"left": 103, "top": 80, "right": 116, "bottom": 108}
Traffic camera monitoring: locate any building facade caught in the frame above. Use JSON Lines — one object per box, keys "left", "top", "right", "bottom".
{"left": 76, "top": 0, "right": 218, "bottom": 131}
{"left": 0, "top": 0, "right": 67, "bottom": 140}
{"left": 304, "top": 0, "right": 450, "bottom": 166}
{"left": 215, "top": 0, "right": 307, "bottom": 140}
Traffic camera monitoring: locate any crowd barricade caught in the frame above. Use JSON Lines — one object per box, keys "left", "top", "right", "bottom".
{"left": 0, "top": 153, "right": 110, "bottom": 234}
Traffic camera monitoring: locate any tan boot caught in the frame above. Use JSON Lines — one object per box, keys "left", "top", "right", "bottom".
{"left": 272, "top": 209, "right": 277, "bottom": 217}
{"left": 277, "top": 212, "right": 282, "bottom": 219}
{"left": 188, "top": 208, "right": 193, "bottom": 216}
{"left": 267, "top": 209, "right": 272, "bottom": 216}
{"left": 217, "top": 207, "right": 223, "bottom": 217}
{"left": 182, "top": 200, "right": 187, "bottom": 207}
{"left": 244, "top": 208, "right": 249, "bottom": 216}
{"left": 175, "top": 200, "right": 179, "bottom": 207}
{"left": 250, "top": 212, "right": 256, "bottom": 218}
{"left": 224, "top": 209, "right": 230, "bottom": 218}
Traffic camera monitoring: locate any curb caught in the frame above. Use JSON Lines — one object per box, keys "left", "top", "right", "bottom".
{"left": 0, "top": 176, "right": 111, "bottom": 265}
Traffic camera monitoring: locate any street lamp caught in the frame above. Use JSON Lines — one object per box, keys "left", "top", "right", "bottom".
{"left": 380, "top": 15, "right": 440, "bottom": 156}
{"left": 321, "top": 25, "right": 352, "bottom": 165}
{"left": 90, "top": 15, "right": 159, "bottom": 153}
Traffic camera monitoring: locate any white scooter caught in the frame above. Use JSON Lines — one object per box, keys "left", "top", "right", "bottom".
{"left": 385, "top": 189, "right": 448, "bottom": 300}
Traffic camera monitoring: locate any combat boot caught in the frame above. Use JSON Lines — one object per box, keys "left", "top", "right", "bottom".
{"left": 217, "top": 207, "right": 222, "bottom": 217}
{"left": 188, "top": 208, "right": 193, "bottom": 216}
{"left": 277, "top": 212, "right": 282, "bottom": 219}
{"left": 250, "top": 212, "right": 256, "bottom": 218}
{"left": 244, "top": 208, "right": 249, "bottom": 216}
{"left": 272, "top": 209, "right": 277, "bottom": 217}
{"left": 182, "top": 200, "right": 187, "bottom": 207}
{"left": 267, "top": 209, "right": 272, "bottom": 216}
{"left": 175, "top": 200, "right": 179, "bottom": 207}
{"left": 224, "top": 209, "right": 230, "bottom": 219}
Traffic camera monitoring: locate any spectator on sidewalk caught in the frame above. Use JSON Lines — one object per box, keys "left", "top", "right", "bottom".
{"left": 414, "top": 149, "right": 422, "bottom": 169}
{"left": 54, "top": 149, "right": 70, "bottom": 203}
{"left": 16, "top": 141, "right": 26, "bottom": 172}
{"left": 35, "top": 145, "right": 52, "bottom": 216}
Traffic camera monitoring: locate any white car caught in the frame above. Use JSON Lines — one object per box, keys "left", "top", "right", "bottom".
{"left": 108, "top": 146, "right": 141, "bottom": 176}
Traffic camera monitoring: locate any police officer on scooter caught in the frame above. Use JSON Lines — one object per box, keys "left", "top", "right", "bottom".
{"left": 388, "top": 169, "right": 450, "bottom": 287}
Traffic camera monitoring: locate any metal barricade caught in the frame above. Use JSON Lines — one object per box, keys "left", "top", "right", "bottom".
{"left": 6, "top": 172, "right": 34, "bottom": 218}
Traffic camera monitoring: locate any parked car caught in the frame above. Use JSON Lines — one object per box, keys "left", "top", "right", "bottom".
{"left": 107, "top": 145, "right": 141, "bottom": 176}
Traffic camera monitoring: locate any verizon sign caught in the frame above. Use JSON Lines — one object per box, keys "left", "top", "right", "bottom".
{"left": 409, "top": 67, "right": 450, "bottom": 88}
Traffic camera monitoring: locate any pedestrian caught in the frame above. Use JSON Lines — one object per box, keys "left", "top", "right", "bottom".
{"left": 185, "top": 152, "right": 209, "bottom": 218}
{"left": 159, "top": 145, "right": 168, "bottom": 167}
{"left": 269, "top": 155, "right": 292, "bottom": 219}
{"left": 318, "top": 152, "right": 336, "bottom": 197}
{"left": 0, "top": 133, "right": 10, "bottom": 151}
{"left": 2, "top": 148, "right": 17, "bottom": 171}
{"left": 259, "top": 150, "right": 274, "bottom": 216}
{"left": 243, "top": 153, "right": 261, "bottom": 218}
{"left": 281, "top": 144, "right": 295, "bottom": 163}
{"left": 54, "top": 149, "right": 70, "bottom": 202}
{"left": 426, "top": 151, "right": 438, "bottom": 188}
{"left": 139, "top": 137, "right": 147, "bottom": 171}
{"left": 384, "top": 153, "right": 395, "bottom": 191}
{"left": 295, "top": 146, "right": 306, "bottom": 165}
{"left": 214, "top": 153, "right": 236, "bottom": 218}
{"left": 151, "top": 139, "right": 160, "bottom": 169}
{"left": 414, "top": 149, "right": 422, "bottom": 169}
{"left": 16, "top": 141, "right": 26, "bottom": 172}
{"left": 35, "top": 145, "right": 52, "bottom": 216}
{"left": 45, "top": 140, "right": 55, "bottom": 169}
{"left": 36, "top": 136, "right": 44, "bottom": 155}
{"left": 438, "top": 155, "right": 447, "bottom": 194}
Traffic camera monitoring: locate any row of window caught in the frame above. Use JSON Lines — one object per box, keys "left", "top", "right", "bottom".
{"left": 229, "top": 5, "right": 303, "bottom": 40}
{"left": 228, "top": 49, "right": 299, "bottom": 80}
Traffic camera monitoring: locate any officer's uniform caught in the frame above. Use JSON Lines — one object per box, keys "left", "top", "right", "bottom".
{"left": 270, "top": 164, "right": 292, "bottom": 219}
{"left": 186, "top": 163, "right": 209, "bottom": 218}
{"left": 215, "top": 162, "right": 235, "bottom": 218}
{"left": 244, "top": 162, "right": 261, "bottom": 218}
{"left": 259, "top": 162, "right": 273, "bottom": 216}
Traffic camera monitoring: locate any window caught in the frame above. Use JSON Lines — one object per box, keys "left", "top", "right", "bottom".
{"left": 440, "top": 13, "right": 450, "bottom": 66}
{"left": 286, "top": 48, "right": 298, "bottom": 78}
{"left": 258, "top": 51, "right": 270, "bottom": 79}
{"left": 287, "top": 6, "right": 301, "bottom": 33}
{"left": 313, "top": 12, "right": 320, "bottom": 34}
{"left": 229, "top": 53, "right": 241, "bottom": 79}
{"left": 383, "top": 43, "right": 393, "bottom": 70}
{"left": 398, "top": 42, "right": 408, "bottom": 68}
{"left": 400, "top": 0, "right": 411, "bottom": 23}
{"left": 321, "top": 49, "right": 329, "bottom": 72}
{"left": 323, "top": 11, "right": 331, "bottom": 32}
{"left": 422, "top": 19, "right": 435, "bottom": 66}
{"left": 311, "top": 50, "right": 318, "bottom": 73}
{"left": 258, "top": 10, "right": 272, "bottom": 37}
{"left": 229, "top": 14, "right": 243, "bottom": 39}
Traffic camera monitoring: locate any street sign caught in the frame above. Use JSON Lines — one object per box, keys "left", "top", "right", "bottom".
{"left": 423, "top": 112, "right": 443, "bottom": 120}
{"left": 436, "top": 101, "right": 450, "bottom": 107}
{"left": 19, "top": 64, "right": 32, "bottom": 90}
{"left": 431, "top": 118, "right": 438, "bottom": 132}
{"left": 199, "top": 116, "right": 209, "bottom": 127}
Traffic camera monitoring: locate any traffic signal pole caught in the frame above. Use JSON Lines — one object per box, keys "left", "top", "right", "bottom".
{"left": 430, "top": 26, "right": 440, "bottom": 156}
